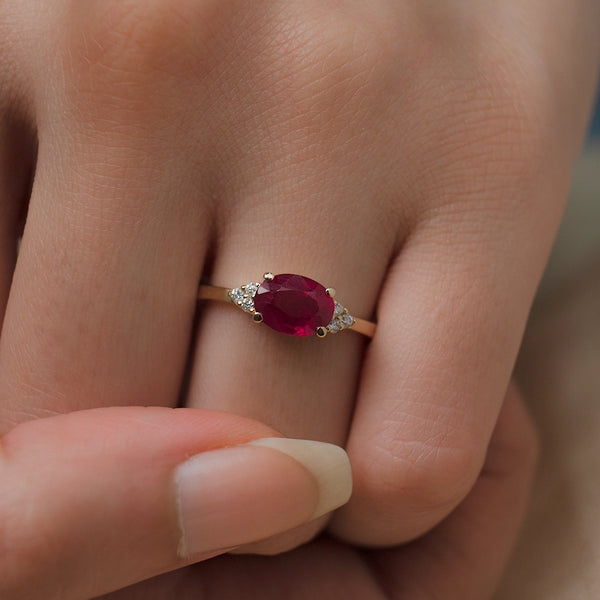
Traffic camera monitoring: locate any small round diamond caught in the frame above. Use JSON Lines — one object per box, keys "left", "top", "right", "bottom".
{"left": 328, "top": 319, "right": 342, "bottom": 333}
{"left": 245, "top": 283, "right": 258, "bottom": 297}
{"left": 334, "top": 303, "right": 344, "bottom": 317}
{"left": 341, "top": 314, "right": 355, "bottom": 327}
{"left": 241, "top": 296, "right": 254, "bottom": 312}
{"left": 230, "top": 288, "right": 244, "bottom": 302}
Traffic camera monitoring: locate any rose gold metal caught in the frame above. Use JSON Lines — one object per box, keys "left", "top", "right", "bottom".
{"left": 197, "top": 282, "right": 376, "bottom": 339}
{"left": 198, "top": 285, "right": 230, "bottom": 302}
{"left": 349, "top": 317, "right": 376, "bottom": 338}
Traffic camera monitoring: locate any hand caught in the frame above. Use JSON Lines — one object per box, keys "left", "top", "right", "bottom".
{"left": 0, "top": 385, "right": 535, "bottom": 599}
{"left": 0, "top": 0, "right": 597, "bottom": 597}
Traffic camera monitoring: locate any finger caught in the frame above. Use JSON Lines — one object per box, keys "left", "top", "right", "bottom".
{"left": 330, "top": 202, "right": 551, "bottom": 545}
{"left": 0, "top": 5, "right": 212, "bottom": 431}
{"left": 0, "top": 406, "right": 351, "bottom": 600}
{"left": 185, "top": 1, "right": 397, "bottom": 553}
{"left": 188, "top": 0, "right": 396, "bottom": 435}
{"left": 369, "top": 383, "right": 538, "bottom": 600}
{"left": 327, "top": 0, "right": 599, "bottom": 547}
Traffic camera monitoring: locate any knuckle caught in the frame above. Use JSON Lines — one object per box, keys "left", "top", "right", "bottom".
{"left": 69, "top": 0, "right": 202, "bottom": 73}
{"left": 410, "top": 28, "right": 555, "bottom": 217}
{"left": 478, "top": 56, "right": 551, "bottom": 168}
{"left": 365, "top": 427, "right": 485, "bottom": 528}
{"left": 201, "top": 1, "right": 406, "bottom": 172}
{"left": 58, "top": 0, "right": 219, "bottom": 115}
{"left": 400, "top": 442, "right": 483, "bottom": 515}
{"left": 274, "top": 3, "right": 399, "bottom": 103}
{"left": 478, "top": 40, "right": 557, "bottom": 173}
{"left": 51, "top": 0, "right": 407, "bottom": 148}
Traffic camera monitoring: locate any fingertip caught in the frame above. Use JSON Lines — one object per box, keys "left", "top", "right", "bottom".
{"left": 0, "top": 407, "right": 356, "bottom": 598}
{"left": 0, "top": 407, "right": 281, "bottom": 598}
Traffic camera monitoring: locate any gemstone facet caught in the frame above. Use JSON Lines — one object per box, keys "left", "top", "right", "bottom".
{"left": 254, "top": 274, "right": 335, "bottom": 337}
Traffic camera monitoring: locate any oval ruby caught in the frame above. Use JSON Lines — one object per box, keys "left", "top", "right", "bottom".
{"left": 254, "top": 274, "right": 335, "bottom": 337}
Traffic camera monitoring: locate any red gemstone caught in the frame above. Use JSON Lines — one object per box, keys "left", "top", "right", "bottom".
{"left": 254, "top": 274, "right": 335, "bottom": 337}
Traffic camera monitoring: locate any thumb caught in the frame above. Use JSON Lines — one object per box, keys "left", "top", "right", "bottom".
{"left": 0, "top": 406, "right": 351, "bottom": 600}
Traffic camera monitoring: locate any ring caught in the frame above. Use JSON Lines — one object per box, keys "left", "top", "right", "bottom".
{"left": 198, "top": 272, "right": 376, "bottom": 338}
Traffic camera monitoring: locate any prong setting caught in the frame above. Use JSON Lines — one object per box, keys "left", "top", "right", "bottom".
{"left": 326, "top": 287, "right": 336, "bottom": 298}
{"left": 316, "top": 326, "right": 328, "bottom": 338}
{"left": 252, "top": 312, "right": 263, "bottom": 323}
{"left": 264, "top": 272, "right": 275, "bottom": 281}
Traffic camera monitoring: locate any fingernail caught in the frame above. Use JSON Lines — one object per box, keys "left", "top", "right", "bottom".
{"left": 175, "top": 438, "right": 352, "bottom": 558}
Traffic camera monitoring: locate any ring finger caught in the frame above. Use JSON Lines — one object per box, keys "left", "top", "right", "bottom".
{"left": 183, "top": 1, "right": 400, "bottom": 553}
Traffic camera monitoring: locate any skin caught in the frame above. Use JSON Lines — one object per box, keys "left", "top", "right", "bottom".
{"left": 0, "top": 0, "right": 598, "bottom": 597}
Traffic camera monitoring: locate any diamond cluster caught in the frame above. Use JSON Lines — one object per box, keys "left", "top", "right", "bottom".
{"left": 327, "top": 302, "right": 355, "bottom": 334}
{"left": 229, "top": 282, "right": 259, "bottom": 313}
